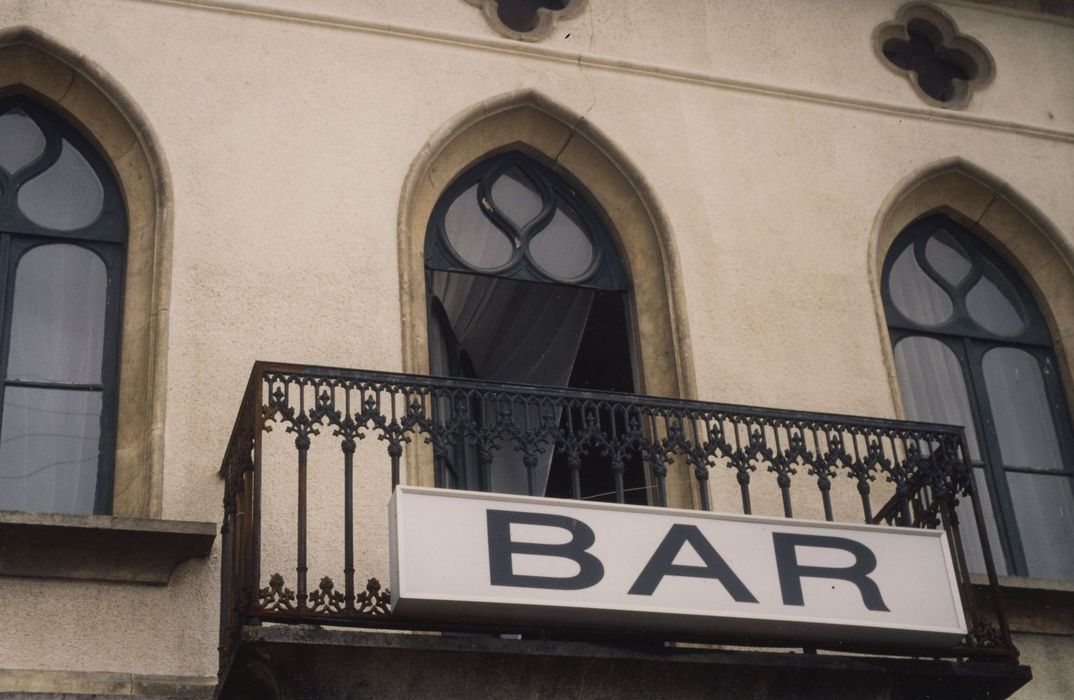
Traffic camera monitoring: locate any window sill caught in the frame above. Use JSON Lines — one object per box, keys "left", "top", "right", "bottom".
{"left": 972, "top": 573, "right": 1074, "bottom": 636}
{"left": 970, "top": 573, "right": 1074, "bottom": 593}
{"left": 0, "top": 511, "right": 216, "bottom": 585}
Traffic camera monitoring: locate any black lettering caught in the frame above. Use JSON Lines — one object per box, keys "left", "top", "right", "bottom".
{"left": 628, "top": 524, "right": 758, "bottom": 602}
{"left": 773, "top": 533, "right": 890, "bottom": 612}
{"left": 486, "top": 510, "right": 604, "bottom": 590}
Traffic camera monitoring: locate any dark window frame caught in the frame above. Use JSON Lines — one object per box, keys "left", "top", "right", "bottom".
{"left": 0, "top": 94, "right": 127, "bottom": 515}
{"left": 424, "top": 150, "right": 644, "bottom": 502}
{"left": 425, "top": 151, "right": 628, "bottom": 291}
{"left": 882, "top": 214, "right": 1074, "bottom": 578}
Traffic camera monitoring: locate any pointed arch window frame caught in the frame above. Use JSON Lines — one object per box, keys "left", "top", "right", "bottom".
{"left": 425, "top": 151, "right": 629, "bottom": 291}
{"left": 882, "top": 214, "right": 1074, "bottom": 579}
{"left": 422, "top": 150, "right": 639, "bottom": 498}
{"left": 399, "top": 90, "right": 695, "bottom": 508}
{"left": 0, "top": 93, "right": 127, "bottom": 514}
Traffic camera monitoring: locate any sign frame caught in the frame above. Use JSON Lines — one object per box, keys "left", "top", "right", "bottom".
{"left": 389, "top": 486, "right": 968, "bottom": 648}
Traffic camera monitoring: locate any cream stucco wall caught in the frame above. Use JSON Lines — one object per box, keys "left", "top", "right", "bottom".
{"left": 0, "top": 0, "right": 1071, "bottom": 694}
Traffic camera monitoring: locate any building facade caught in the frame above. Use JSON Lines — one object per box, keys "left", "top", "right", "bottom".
{"left": 0, "top": 0, "right": 1072, "bottom": 697}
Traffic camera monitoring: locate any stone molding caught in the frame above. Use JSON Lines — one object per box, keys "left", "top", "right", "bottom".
{"left": 0, "top": 668, "right": 214, "bottom": 698}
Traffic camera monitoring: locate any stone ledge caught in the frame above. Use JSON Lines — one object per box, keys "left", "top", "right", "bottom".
{"left": 0, "top": 511, "right": 215, "bottom": 585}
{"left": 973, "top": 576, "right": 1074, "bottom": 636}
{"left": 0, "top": 668, "right": 215, "bottom": 698}
{"left": 971, "top": 573, "right": 1074, "bottom": 594}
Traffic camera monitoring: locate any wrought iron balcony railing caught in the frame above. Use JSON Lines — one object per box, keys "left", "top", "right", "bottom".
{"left": 218, "top": 362, "right": 1015, "bottom": 675}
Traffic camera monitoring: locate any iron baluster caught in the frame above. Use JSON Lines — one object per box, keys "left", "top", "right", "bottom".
{"left": 686, "top": 416, "right": 711, "bottom": 511}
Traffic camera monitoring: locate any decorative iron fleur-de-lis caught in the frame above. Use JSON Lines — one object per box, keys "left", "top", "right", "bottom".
{"left": 356, "top": 577, "right": 392, "bottom": 616}
{"left": 258, "top": 573, "right": 296, "bottom": 612}
{"left": 308, "top": 576, "right": 346, "bottom": 614}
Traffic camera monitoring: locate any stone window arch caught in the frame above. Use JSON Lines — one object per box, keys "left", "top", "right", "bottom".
{"left": 871, "top": 161, "right": 1074, "bottom": 580}
{"left": 398, "top": 90, "right": 696, "bottom": 506}
{"left": 0, "top": 29, "right": 172, "bottom": 517}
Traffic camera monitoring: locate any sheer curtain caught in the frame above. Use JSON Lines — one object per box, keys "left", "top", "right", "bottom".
{"left": 0, "top": 244, "right": 107, "bottom": 513}
{"left": 429, "top": 270, "right": 593, "bottom": 494}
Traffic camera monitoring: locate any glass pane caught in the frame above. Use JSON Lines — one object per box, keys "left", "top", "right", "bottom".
{"left": 6, "top": 244, "right": 107, "bottom": 384}
{"left": 983, "top": 347, "right": 1063, "bottom": 471}
{"left": 490, "top": 166, "right": 543, "bottom": 228}
{"left": 956, "top": 467, "right": 1008, "bottom": 576}
{"left": 17, "top": 140, "right": 104, "bottom": 231}
{"left": 1008, "top": 472, "right": 1074, "bottom": 580}
{"left": 0, "top": 109, "right": 46, "bottom": 174}
{"left": 0, "top": 387, "right": 102, "bottom": 514}
{"left": 966, "top": 259, "right": 1026, "bottom": 337}
{"left": 893, "top": 336, "right": 980, "bottom": 459}
{"left": 444, "top": 183, "right": 514, "bottom": 270}
{"left": 925, "top": 229, "right": 972, "bottom": 286}
{"left": 887, "top": 246, "right": 953, "bottom": 326}
{"left": 529, "top": 207, "right": 594, "bottom": 280}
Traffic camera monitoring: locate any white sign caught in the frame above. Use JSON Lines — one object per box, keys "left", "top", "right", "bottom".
{"left": 389, "top": 486, "right": 966, "bottom": 647}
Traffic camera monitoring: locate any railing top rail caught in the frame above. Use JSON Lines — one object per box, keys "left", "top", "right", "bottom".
{"left": 249, "top": 361, "right": 968, "bottom": 437}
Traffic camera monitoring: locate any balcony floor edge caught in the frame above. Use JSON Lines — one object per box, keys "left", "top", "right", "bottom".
{"left": 216, "top": 626, "right": 1031, "bottom": 700}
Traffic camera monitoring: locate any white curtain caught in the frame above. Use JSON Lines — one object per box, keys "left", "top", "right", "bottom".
{"left": 429, "top": 270, "right": 593, "bottom": 494}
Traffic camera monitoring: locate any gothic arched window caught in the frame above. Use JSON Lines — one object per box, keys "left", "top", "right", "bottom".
{"left": 425, "top": 151, "right": 643, "bottom": 502}
{"left": 0, "top": 95, "right": 126, "bottom": 514}
{"left": 883, "top": 214, "right": 1074, "bottom": 580}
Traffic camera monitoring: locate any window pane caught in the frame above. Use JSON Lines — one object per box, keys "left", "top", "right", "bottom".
{"left": 966, "top": 259, "right": 1026, "bottom": 337}
{"left": 444, "top": 183, "right": 514, "bottom": 270}
{"left": 0, "top": 387, "right": 102, "bottom": 514}
{"left": 528, "top": 207, "right": 594, "bottom": 280}
{"left": 0, "top": 108, "right": 46, "bottom": 174}
{"left": 17, "top": 140, "right": 104, "bottom": 231}
{"left": 6, "top": 244, "right": 107, "bottom": 384}
{"left": 956, "top": 467, "right": 1008, "bottom": 576}
{"left": 1007, "top": 472, "right": 1074, "bottom": 580}
{"left": 893, "top": 336, "right": 980, "bottom": 459}
{"left": 490, "top": 166, "right": 543, "bottom": 228}
{"left": 983, "top": 347, "right": 1063, "bottom": 471}
{"left": 888, "top": 245, "right": 953, "bottom": 326}
{"left": 925, "top": 229, "right": 971, "bottom": 286}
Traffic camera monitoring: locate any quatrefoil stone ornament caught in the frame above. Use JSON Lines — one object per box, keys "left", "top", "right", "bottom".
{"left": 874, "top": 3, "right": 994, "bottom": 108}
{"left": 465, "top": 0, "right": 587, "bottom": 42}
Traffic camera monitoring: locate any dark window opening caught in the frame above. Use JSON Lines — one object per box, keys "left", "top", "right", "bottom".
{"left": 425, "top": 151, "right": 646, "bottom": 503}
{"left": 882, "top": 19, "right": 978, "bottom": 103}
{"left": 545, "top": 289, "right": 647, "bottom": 504}
{"left": 497, "top": 0, "right": 568, "bottom": 33}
